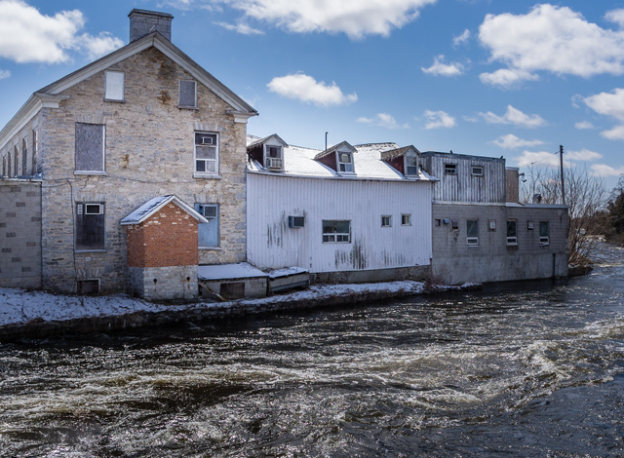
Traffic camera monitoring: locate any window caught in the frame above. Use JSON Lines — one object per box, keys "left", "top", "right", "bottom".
{"left": 194, "top": 132, "right": 218, "bottom": 175}
{"left": 488, "top": 219, "right": 496, "bottom": 231}
{"left": 445, "top": 163, "right": 457, "bottom": 175}
{"left": 539, "top": 221, "right": 550, "bottom": 245}
{"left": 527, "top": 220, "right": 534, "bottom": 230}
{"left": 322, "top": 220, "right": 351, "bottom": 243}
{"left": 105, "top": 71, "right": 125, "bottom": 101}
{"left": 32, "top": 130, "right": 38, "bottom": 175}
{"left": 179, "top": 80, "right": 197, "bottom": 108}
{"left": 7, "top": 149, "right": 11, "bottom": 177}
{"left": 472, "top": 166, "right": 483, "bottom": 176}
{"left": 76, "top": 202, "right": 105, "bottom": 251}
{"left": 22, "top": 138, "right": 27, "bottom": 176}
{"left": 506, "top": 219, "right": 518, "bottom": 246}
{"left": 435, "top": 219, "right": 441, "bottom": 227}
{"left": 381, "top": 215, "right": 392, "bottom": 227}
{"left": 14, "top": 146, "right": 18, "bottom": 177}
{"left": 467, "top": 220, "right": 479, "bottom": 246}
{"left": 288, "top": 216, "right": 304, "bottom": 228}
{"left": 75, "top": 123, "right": 105, "bottom": 173}
{"left": 2, "top": 156, "right": 5, "bottom": 176}
{"left": 195, "top": 203, "right": 219, "bottom": 247}
{"left": 402, "top": 214, "right": 412, "bottom": 226}
{"left": 452, "top": 219, "right": 459, "bottom": 229}
{"left": 405, "top": 156, "right": 418, "bottom": 176}
{"left": 337, "top": 152, "right": 353, "bottom": 173}
{"left": 265, "top": 145, "right": 283, "bottom": 170}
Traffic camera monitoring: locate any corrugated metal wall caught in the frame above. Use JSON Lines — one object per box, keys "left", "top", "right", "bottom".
{"left": 422, "top": 155, "right": 506, "bottom": 203}
{"left": 248, "top": 174, "right": 433, "bottom": 273}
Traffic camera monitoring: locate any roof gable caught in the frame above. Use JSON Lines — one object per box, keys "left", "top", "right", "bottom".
{"left": 314, "top": 141, "right": 357, "bottom": 160}
{"left": 121, "top": 195, "right": 208, "bottom": 225}
{"left": 247, "top": 133, "right": 288, "bottom": 149}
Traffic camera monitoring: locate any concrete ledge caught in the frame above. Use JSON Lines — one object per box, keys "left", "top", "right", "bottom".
{"left": 314, "top": 265, "right": 430, "bottom": 284}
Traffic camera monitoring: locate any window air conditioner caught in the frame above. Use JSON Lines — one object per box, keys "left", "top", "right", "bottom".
{"left": 288, "top": 216, "right": 305, "bottom": 228}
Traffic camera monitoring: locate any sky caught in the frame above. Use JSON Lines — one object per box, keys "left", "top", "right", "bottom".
{"left": 1, "top": 0, "right": 624, "bottom": 191}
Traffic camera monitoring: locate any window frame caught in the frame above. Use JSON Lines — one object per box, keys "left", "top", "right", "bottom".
{"left": 444, "top": 163, "right": 457, "bottom": 175}
{"left": 467, "top": 219, "right": 479, "bottom": 246}
{"left": 196, "top": 203, "right": 220, "bottom": 248}
{"left": 194, "top": 132, "right": 219, "bottom": 177}
{"left": 75, "top": 123, "right": 106, "bottom": 175}
{"left": 381, "top": 215, "right": 392, "bottom": 227}
{"left": 471, "top": 165, "right": 484, "bottom": 176}
{"left": 264, "top": 145, "right": 284, "bottom": 170}
{"left": 104, "top": 71, "right": 125, "bottom": 102}
{"left": 21, "top": 137, "right": 27, "bottom": 176}
{"left": 337, "top": 152, "right": 354, "bottom": 174}
{"left": 539, "top": 221, "right": 550, "bottom": 245}
{"left": 506, "top": 219, "right": 518, "bottom": 246}
{"left": 179, "top": 80, "right": 197, "bottom": 109}
{"left": 404, "top": 156, "right": 418, "bottom": 177}
{"left": 322, "top": 220, "right": 351, "bottom": 243}
{"left": 75, "top": 202, "right": 106, "bottom": 252}
{"left": 401, "top": 214, "right": 412, "bottom": 226}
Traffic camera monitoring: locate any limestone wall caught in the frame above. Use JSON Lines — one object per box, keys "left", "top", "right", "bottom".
{"left": 38, "top": 47, "right": 248, "bottom": 294}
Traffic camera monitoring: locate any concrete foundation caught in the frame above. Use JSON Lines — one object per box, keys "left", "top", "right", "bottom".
{"left": 128, "top": 265, "right": 198, "bottom": 301}
{"left": 314, "top": 265, "right": 430, "bottom": 284}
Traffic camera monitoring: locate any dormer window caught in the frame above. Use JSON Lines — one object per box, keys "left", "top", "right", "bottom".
{"left": 405, "top": 156, "right": 418, "bottom": 176}
{"left": 338, "top": 152, "right": 353, "bottom": 173}
{"left": 265, "top": 145, "right": 283, "bottom": 171}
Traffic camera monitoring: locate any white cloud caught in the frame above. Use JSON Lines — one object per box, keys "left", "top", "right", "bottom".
{"left": 566, "top": 149, "right": 602, "bottom": 161}
{"left": 215, "top": 0, "right": 437, "bottom": 39}
{"left": 478, "top": 105, "right": 546, "bottom": 128}
{"left": 267, "top": 73, "right": 357, "bottom": 107}
{"left": 478, "top": 4, "right": 624, "bottom": 87}
{"left": 605, "top": 9, "right": 624, "bottom": 27}
{"left": 479, "top": 68, "right": 538, "bottom": 88}
{"left": 584, "top": 88, "right": 624, "bottom": 140}
{"left": 424, "top": 110, "right": 455, "bottom": 129}
{"left": 571, "top": 94, "right": 583, "bottom": 108}
{"left": 215, "top": 21, "right": 264, "bottom": 35}
{"left": 0, "top": 69, "right": 10, "bottom": 79}
{"left": 491, "top": 134, "right": 543, "bottom": 149}
{"left": 357, "top": 113, "right": 408, "bottom": 129}
{"left": 421, "top": 55, "right": 464, "bottom": 77}
{"left": 453, "top": 29, "right": 470, "bottom": 46}
{"left": 590, "top": 163, "right": 624, "bottom": 177}
{"left": 575, "top": 121, "right": 594, "bottom": 130}
{"left": 0, "top": 0, "right": 123, "bottom": 64}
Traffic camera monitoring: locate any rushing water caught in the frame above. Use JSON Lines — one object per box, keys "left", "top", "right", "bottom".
{"left": 1, "top": 244, "right": 623, "bottom": 457}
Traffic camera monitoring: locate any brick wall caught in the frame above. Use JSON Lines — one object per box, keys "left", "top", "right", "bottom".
{"left": 126, "top": 202, "right": 198, "bottom": 268}
{"left": 0, "top": 179, "right": 42, "bottom": 288}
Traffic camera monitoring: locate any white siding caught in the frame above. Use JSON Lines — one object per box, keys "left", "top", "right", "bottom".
{"left": 248, "top": 174, "right": 433, "bottom": 273}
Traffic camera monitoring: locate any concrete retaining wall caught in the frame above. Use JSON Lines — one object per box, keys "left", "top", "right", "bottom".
{"left": 314, "top": 265, "right": 431, "bottom": 284}
{"left": 128, "top": 265, "right": 198, "bottom": 301}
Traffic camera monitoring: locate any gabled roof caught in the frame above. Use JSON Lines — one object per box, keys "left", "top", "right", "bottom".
{"left": 120, "top": 195, "right": 208, "bottom": 225}
{"left": 0, "top": 31, "right": 257, "bottom": 147}
{"left": 380, "top": 145, "right": 420, "bottom": 161}
{"left": 314, "top": 141, "right": 357, "bottom": 160}
{"left": 247, "top": 133, "right": 289, "bottom": 149}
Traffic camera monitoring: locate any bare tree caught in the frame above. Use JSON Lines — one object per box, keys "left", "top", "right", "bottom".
{"left": 521, "top": 166, "right": 606, "bottom": 266}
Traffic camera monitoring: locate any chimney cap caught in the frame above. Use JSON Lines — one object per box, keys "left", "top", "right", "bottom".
{"left": 128, "top": 9, "right": 174, "bottom": 19}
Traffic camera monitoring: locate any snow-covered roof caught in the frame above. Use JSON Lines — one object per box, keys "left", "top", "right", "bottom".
{"left": 247, "top": 136, "right": 435, "bottom": 182}
{"left": 198, "top": 263, "right": 269, "bottom": 281}
{"left": 268, "top": 266, "right": 309, "bottom": 279}
{"left": 120, "top": 195, "right": 208, "bottom": 225}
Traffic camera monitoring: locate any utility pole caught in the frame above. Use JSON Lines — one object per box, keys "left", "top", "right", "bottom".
{"left": 559, "top": 145, "right": 566, "bottom": 205}
{"left": 325, "top": 132, "right": 328, "bottom": 151}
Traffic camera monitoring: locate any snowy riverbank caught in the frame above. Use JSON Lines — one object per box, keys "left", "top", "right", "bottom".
{"left": 0, "top": 280, "right": 475, "bottom": 340}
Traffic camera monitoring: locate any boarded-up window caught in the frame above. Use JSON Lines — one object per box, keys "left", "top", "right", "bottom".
{"left": 195, "top": 203, "right": 219, "bottom": 247}
{"left": 76, "top": 202, "right": 105, "bottom": 251}
{"left": 77, "top": 280, "right": 99, "bottom": 295}
{"left": 75, "top": 123, "right": 104, "bottom": 172}
{"left": 105, "top": 71, "right": 125, "bottom": 101}
{"left": 194, "top": 132, "right": 218, "bottom": 174}
{"left": 179, "top": 80, "right": 197, "bottom": 108}
{"left": 22, "top": 138, "right": 27, "bottom": 176}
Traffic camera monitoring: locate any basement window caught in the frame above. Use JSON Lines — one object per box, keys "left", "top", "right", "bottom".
{"left": 322, "top": 220, "right": 351, "bottom": 243}
{"left": 539, "top": 221, "right": 550, "bottom": 245}
{"left": 467, "top": 219, "right": 479, "bottom": 246}
{"left": 76, "top": 202, "right": 105, "bottom": 251}
{"left": 75, "top": 123, "right": 105, "bottom": 174}
{"left": 77, "top": 279, "right": 100, "bottom": 295}
{"left": 381, "top": 215, "right": 392, "bottom": 227}
{"left": 179, "top": 80, "right": 197, "bottom": 108}
{"left": 196, "top": 203, "right": 219, "bottom": 247}
{"left": 105, "top": 71, "right": 125, "bottom": 101}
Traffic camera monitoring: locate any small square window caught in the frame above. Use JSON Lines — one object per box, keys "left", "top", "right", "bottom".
{"left": 527, "top": 220, "right": 534, "bottom": 230}
{"left": 179, "top": 80, "right": 197, "bottom": 108}
{"left": 381, "top": 215, "right": 392, "bottom": 227}
{"left": 401, "top": 214, "right": 412, "bottom": 226}
{"left": 471, "top": 166, "right": 483, "bottom": 176}
{"left": 435, "top": 219, "right": 441, "bottom": 227}
{"left": 445, "top": 164, "right": 457, "bottom": 175}
{"left": 105, "top": 71, "right": 125, "bottom": 101}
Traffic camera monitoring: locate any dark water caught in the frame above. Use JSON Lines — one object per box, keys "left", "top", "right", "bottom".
{"left": 1, "top": 244, "right": 624, "bottom": 457}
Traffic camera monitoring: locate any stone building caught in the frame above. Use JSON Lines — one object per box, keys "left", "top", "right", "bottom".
{"left": 0, "top": 10, "right": 257, "bottom": 298}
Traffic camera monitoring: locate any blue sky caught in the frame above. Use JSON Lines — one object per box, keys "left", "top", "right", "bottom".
{"left": 1, "top": 0, "right": 624, "bottom": 190}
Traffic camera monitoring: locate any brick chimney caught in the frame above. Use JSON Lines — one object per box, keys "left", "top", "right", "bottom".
{"left": 129, "top": 9, "right": 174, "bottom": 42}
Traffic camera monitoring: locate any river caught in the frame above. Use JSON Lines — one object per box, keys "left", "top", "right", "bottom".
{"left": 1, "top": 243, "right": 623, "bottom": 457}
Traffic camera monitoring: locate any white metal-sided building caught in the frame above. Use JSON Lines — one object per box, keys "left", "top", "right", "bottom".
{"left": 246, "top": 135, "right": 436, "bottom": 283}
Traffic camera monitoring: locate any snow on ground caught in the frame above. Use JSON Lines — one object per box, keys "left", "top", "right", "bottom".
{"left": 0, "top": 280, "right": 426, "bottom": 328}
